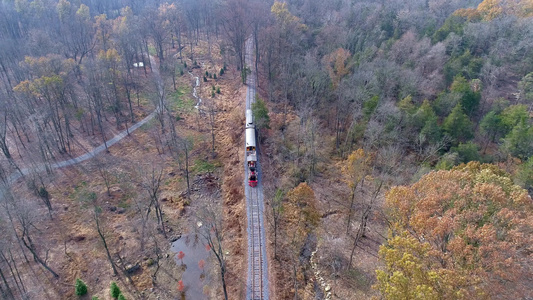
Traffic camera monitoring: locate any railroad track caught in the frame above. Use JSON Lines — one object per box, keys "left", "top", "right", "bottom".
{"left": 247, "top": 184, "right": 264, "bottom": 300}
{"left": 245, "top": 38, "right": 269, "bottom": 300}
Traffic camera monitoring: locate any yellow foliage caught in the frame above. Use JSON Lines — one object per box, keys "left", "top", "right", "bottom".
{"left": 286, "top": 182, "right": 320, "bottom": 229}
{"left": 14, "top": 0, "right": 29, "bottom": 13}
{"left": 120, "top": 6, "right": 133, "bottom": 18}
{"left": 472, "top": 0, "right": 533, "bottom": 19}
{"left": 21, "top": 55, "right": 75, "bottom": 78}
{"left": 13, "top": 80, "right": 32, "bottom": 95}
{"left": 398, "top": 95, "right": 416, "bottom": 115}
{"left": 271, "top": 1, "right": 306, "bottom": 31}
{"left": 94, "top": 14, "right": 111, "bottom": 49}
{"left": 31, "top": 75, "right": 64, "bottom": 98}
{"left": 76, "top": 4, "right": 90, "bottom": 22}
{"left": 56, "top": 0, "right": 71, "bottom": 23}
{"left": 341, "top": 148, "right": 373, "bottom": 190}
{"left": 375, "top": 232, "right": 444, "bottom": 300}
{"left": 477, "top": 0, "right": 503, "bottom": 20}
{"left": 454, "top": 8, "right": 482, "bottom": 21}
{"left": 284, "top": 182, "right": 320, "bottom": 253}
{"left": 522, "top": 0, "right": 533, "bottom": 16}
{"left": 324, "top": 48, "right": 351, "bottom": 89}
{"left": 97, "top": 49, "right": 121, "bottom": 69}
{"left": 377, "top": 162, "right": 533, "bottom": 299}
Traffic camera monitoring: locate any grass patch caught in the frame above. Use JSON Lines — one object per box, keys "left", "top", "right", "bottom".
{"left": 74, "top": 181, "right": 88, "bottom": 192}
{"left": 137, "top": 93, "right": 153, "bottom": 107}
{"left": 169, "top": 87, "right": 195, "bottom": 113}
{"left": 344, "top": 267, "right": 370, "bottom": 291}
{"left": 148, "top": 45, "right": 156, "bottom": 56}
{"left": 140, "top": 118, "right": 158, "bottom": 131}
{"left": 117, "top": 198, "right": 130, "bottom": 209}
{"left": 69, "top": 181, "right": 88, "bottom": 200}
{"left": 192, "top": 159, "right": 220, "bottom": 174}
{"left": 77, "top": 189, "right": 96, "bottom": 209}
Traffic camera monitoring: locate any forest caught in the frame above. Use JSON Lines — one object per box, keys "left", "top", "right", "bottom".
{"left": 0, "top": 0, "right": 532, "bottom": 299}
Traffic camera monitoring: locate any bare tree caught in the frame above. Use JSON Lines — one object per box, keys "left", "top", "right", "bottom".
{"left": 303, "top": 117, "right": 320, "bottom": 179}
{"left": 0, "top": 253, "right": 15, "bottom": 299}
{"left": 94, "top": 206, "right": 118, "bottom": 276}
{"left": 249, "top": 0, "right": 270, "bottom": 72}
{"left": 165, "top": 112, "right": 192, "bottom": 199}
{"left": 182, "top": 0, "right": 201, "bottom": 50}
{"left": 197, "top": 191, "right": 228, "bottom": 300}
{"left": 92, "top": 155, "right": 116, "bottom": 197}
{"left": 348, "top": 179, "right": 382, "bottom": 268}
{"left": 83, "top": 62, "right": 110, "bottom": 151}
{"left": 0, "top": 227, "right": 26, "bottom": 299}
{"left": 112, "top": 8, "right": 144, "bottom": 76}
{"left": 139, "top": 163, "right": 167, "bottom": 238}
{"left": 220, "top": 0, "right": 249, "bottom": 75}
{"left": 24, "top": 166, "right": 54, "bottom": 219}
{"left": 270, "top": 188, "right": 283, "bottom": 260}
{"left": 341, "top": 149, "right": 373, "bottom": 235}
{"left": 57, "top": 3, "right": 96, "bottom": 65}
{"left": 81, "top": 190, "right": 119, "bottom": 276}
{"left": 167, "top": 3, "right": 187, "bottom": 61}
{"left": 143, "top": 7, "right": 170, "bottom": 64}
{"left": 204, "top": 96, "right": 217, "bottom": 157}
{"left": 148, "top": 233, "right": 163, "bottom": 284}
{"left": 200, "top": 0, "right": 217, "bottom": 57}
{"left": 0, "top": 110, "right": 11, "bottom": 160}
{"left": 181, "top": 137, "right": 193, "bottom": 200}
{"left": 0, "top": 188, "right": 58, "bottom": 278}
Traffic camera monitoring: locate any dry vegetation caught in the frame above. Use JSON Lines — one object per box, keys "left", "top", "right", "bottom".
{"left": 2, "top": 0, "right": 533, "bottom": 299}
{"left": 259, "top": 106, "right": 388, "bottom": 300}
{"left": 2, "top": 38, "right": 251, "bottom": 300}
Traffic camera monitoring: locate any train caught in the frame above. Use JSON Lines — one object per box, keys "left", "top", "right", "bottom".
{"left": 246, "top": 109, "right": 257, "bottom": 187}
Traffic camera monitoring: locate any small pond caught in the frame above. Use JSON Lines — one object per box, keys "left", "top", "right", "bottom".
{"left": 171, "top": 234, "right": 211, "bottom": 299}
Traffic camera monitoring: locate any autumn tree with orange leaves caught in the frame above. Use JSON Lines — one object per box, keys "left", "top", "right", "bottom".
{"left": 280, "top": 182, "right": 320, "bottom": 299}
{"left": 456, "top": 0, "right": 533, "bottom": 20}
{"left": 376, "top": 162, "right": 533, "bottom": 299}
{"left": 286, "top": 182, "right": 320, "bottom": 236}
{"left": 340, "top": 149, "right": 373, "bottom": 234}
{"left": 324, "top": 48, "right": 351, "bottom": 89}
{"left": 324, "top": 47, "right": 352, "bottom": 149}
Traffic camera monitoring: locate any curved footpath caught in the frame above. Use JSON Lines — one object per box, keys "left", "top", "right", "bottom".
{"left": 5, "top": 55, "right": 163, "bottom": 185}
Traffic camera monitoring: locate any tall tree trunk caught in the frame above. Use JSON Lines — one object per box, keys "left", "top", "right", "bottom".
{"left": 346, "top": 185, "right": 357, "bottom": 235}
{"left": 0, "top": 113, "right": 11, "bottom": 159}
{"left": 220, "top": 263, "right": 228, "bottom": 300}
{"left": 274, "top": 221, "right": 278, "bottom": 260}
{"left": 155, "top": 202, "right": 167, "bottom": 238}
{"left": 1, "top": 251, "right": 25, "bottom": 296}
{"left": 20, "top": 230, "right": 59, "bottom": 278}
{"left": 95, "top": 106, "right": 108, "bottom": 152}
{"left": 349, "top": 181, "right": 381, "bottom": 268}
{"left": 184, "top": 141, "right": 191, "bottom": 199}
{"left": 95, "top": 210, "right": 118, "bottom": 276}
{"left": 0, "top": 265, "right": 15, "bottom": 300}
{"left": 293, "top": 263, "right": 298, "bottom": 300}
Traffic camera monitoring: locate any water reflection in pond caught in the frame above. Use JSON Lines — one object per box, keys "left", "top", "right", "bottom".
{"left": 171, "top": 234, "right": 211, "bottom": 299}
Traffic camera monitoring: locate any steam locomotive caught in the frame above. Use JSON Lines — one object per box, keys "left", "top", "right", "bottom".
{"left": 245, "top": 109, "right": 257, "bottom": 187}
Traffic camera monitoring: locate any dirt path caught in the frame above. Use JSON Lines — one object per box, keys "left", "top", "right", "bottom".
{"left": 5, "top": 55, "right": 163, "bottom": 186}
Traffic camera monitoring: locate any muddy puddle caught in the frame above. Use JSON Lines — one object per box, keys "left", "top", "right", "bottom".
{"left": 171, "top": 234, "right": 211, "bottom": 299}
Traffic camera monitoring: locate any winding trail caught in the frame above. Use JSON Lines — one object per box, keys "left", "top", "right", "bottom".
{"left": 244, "top": 38, "right": 269, "bottom": 300}
{"left": 5, "top": 55, "right": 164, "bottom": 185}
